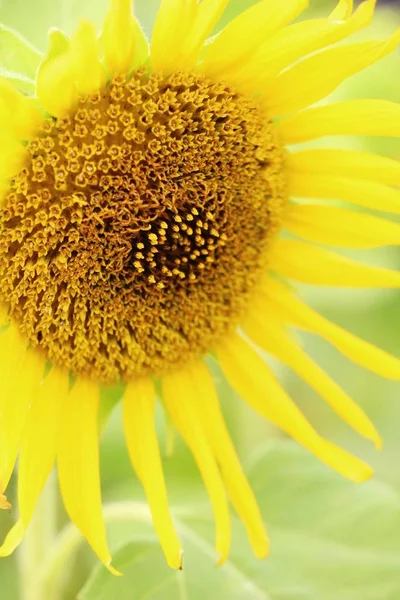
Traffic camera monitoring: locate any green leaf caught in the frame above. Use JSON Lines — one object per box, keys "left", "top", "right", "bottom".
{"left": 78, "top": 441, "right": 400, "bottom": 600}
{"left": 79, "top": 526, "right": 270, "bottom": 600}
{"left": 244, "top": 442, "right": 400, "bottom": 600}
{"left": 79, "top": 541, "right": 185, "bottom": 600}
{"left": 0, "top": 24, "right": 42, "bottom": 92}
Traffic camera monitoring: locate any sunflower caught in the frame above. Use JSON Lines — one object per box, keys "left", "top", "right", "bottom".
{"left": 0, "top": 0, "right": 399, "bottom": 573}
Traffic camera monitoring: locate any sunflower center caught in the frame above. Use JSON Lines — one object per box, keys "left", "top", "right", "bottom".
{"left": 0, "top": 70, "right": 286, "bottom": 384}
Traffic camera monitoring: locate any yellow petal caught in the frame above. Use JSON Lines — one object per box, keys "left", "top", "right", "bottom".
{"left": 102, "top": 0, "right": 149, "bottom": 76}
{"left": 0, "top": 326, "right": 26, "bottom": 389}
{"left": 234, "top": 0, "right": 375, "bottom": 95}
{"left": 36, "top": 30, "right": 78, "bottom": 118}
{"left": 330, "top": 0, "right": 353, "bottom": 20}
{"left": 18, "top": 367, "right": 68, "bottom": 526}
{"left": 200, "top": 0, "right": 308, "bottom": 80}
{"left": 46, "top": 28, "right": 70, "bottom": 58}
{"left": 288, "top": 172, "right": 400, "bottom": 213}
{"left": 69, "top": 20, "right": 105, "bottom": 95}
{"left": 277, "top": 99, "right": 400, "bottom": 144}
{"left": 288, "top": 148, "right": 400, "bottom": 187}
{"left": 0, "top": 78, "right": 43, "bottom": 140}
{"left": 266, "top": 28, "right": 400, "bottom": 115}
{"left": 217, "top": 333, "right": 372, "bottom": 482}
{"left": 0, "top": 520, "right": 25, "bottom": 558}
{"left": 284, "top": 204, "right": 400, "bottom": 249}
{"left": 0, "top": 136, "right": 29, "bottom": 180}
{"left": 123, "top": 378, "right": 182, "bottom": 570}
{"left": 188, "top": 360, "right": 269, "bottom": 559}
{"left": 263, "top": 278, "right": 400, "bottom": 380}
{"left": 0, "top": 349, "right": 45, "bottom": 495}
{"left": 57, "top": 379, "right": 117, "bottom": 573}
{"left": 162, "top": 368, "right": 231, "bottom": 564}
{"left": 270, "top": 239, "right": 400, "bottom": 287}
{"left": 0, "top": 304, "right": 8, "bottom": 327}
{"left": 0, "top": 185, "right": 7, "bottom": 208}
{"left": 0, "top": 492, "right": 11, "bottom": 510}
{"left": 0, "top": 325, "right": 28, "bottom": 491}
{"left": 243, "top": 314, "right": 381, "bottom": 447}
{"left": 0, "top": 325, "right": 26, "bottom": 393}
{"left": 151, "top": 0, "right": 229, "bottom": 73}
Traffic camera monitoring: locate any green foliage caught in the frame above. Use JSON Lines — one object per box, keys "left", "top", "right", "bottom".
{"left": 78, "top": 443, "right": 400, "bottom": 600}
{"left": 80, "top": 541, "right": 186, "bottom": 600}
{"left": 0, "top": 24, "right": 41, "bottom": 92}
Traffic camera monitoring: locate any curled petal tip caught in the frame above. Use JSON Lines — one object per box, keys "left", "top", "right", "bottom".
{"left": 216, "top": 552, "right": 228, "bottom": 567}
{"left": 0, "top": 493, "right": 11, "bottom": 511}
{"left": 0, "top": 520, "right": 25, "bottom": 557}
{"left": 357, "top": 466, "right": 374, "bottom": 484}
{"left": 168, "top": 549, "right": 184, "bottom": 570}
{"left": 107, "top": 563, "right": 123, "bottom": 576}
{"left": 254, "top": 538, "right": 270, "bottom": 560}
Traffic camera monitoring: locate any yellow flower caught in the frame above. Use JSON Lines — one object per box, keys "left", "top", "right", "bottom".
{"left": 0, "top": 0, "right": 399, "bottom": 573}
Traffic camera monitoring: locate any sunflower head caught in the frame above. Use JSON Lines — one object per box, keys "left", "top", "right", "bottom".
{"left": 0, "top": 0, "right": 399, "bottom": 578}
{"left": 0, "top": 66, "right": 285, "bottom": 384}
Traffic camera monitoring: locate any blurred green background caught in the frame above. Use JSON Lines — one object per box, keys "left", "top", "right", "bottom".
{"left": 0, "top": 0, "right": 399, "bottom": 598}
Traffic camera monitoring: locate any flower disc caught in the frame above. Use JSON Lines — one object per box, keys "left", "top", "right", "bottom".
{"left": 0, "top": 70, "right": 286, "bottom": 383}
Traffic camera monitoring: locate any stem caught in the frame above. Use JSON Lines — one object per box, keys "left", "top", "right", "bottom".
{"left": 18, "top": 473, "right": 58, "bottom": 600}
{"left": 38, "top": 520, "right": 84, "bottom": 600}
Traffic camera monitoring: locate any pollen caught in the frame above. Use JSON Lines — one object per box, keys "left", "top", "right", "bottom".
{"left": 0, "top": 70, "right": 287, "bottom": 384}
